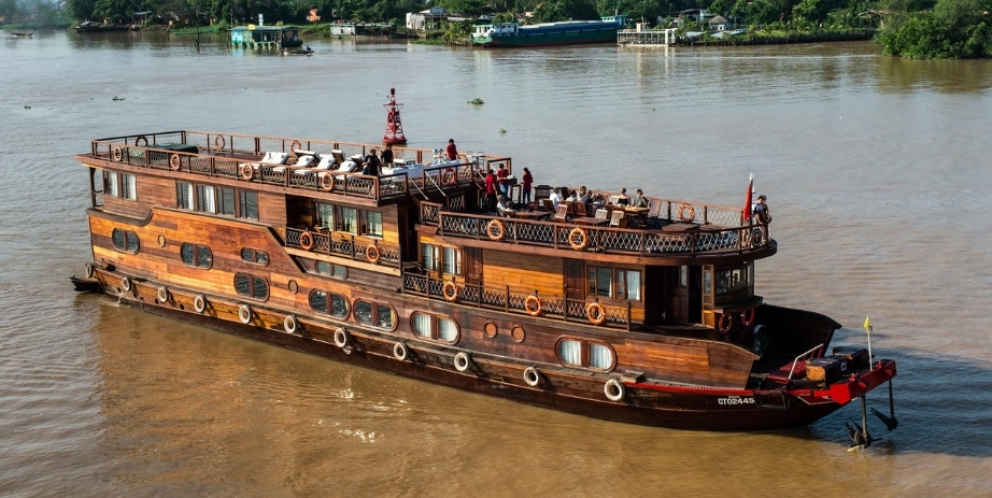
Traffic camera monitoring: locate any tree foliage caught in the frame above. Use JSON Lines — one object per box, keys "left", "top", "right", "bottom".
{"left": 877, "top": 0, "right": 992, "bottom": 59}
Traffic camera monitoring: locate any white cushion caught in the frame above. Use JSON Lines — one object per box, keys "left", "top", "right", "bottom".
{"left": 261, "top": 151, "right": 289, "bottom": 165}
{"left": 294, "top": 155, "right": 315, "bottom": 167}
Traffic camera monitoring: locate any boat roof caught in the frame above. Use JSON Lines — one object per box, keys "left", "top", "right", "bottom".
{"left": 230, "top": 25, "right": 298, "bottom": 31}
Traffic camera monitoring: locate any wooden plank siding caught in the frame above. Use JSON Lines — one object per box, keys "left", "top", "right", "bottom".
{"left": 482, "top": 249, "right": 565, "bottom": 298}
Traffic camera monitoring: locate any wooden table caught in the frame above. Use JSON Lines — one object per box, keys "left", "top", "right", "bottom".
{"left": 515, "top": 211, "right": 552, "bottom": 221}
{"left": 573, "top": 216, "right": 610, "bottom": 226}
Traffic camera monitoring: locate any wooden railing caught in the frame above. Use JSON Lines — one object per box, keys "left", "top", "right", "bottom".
{"left": 285, "top": 227, "right": 401, "bottom": 267}
{"left": 428, "top": 211, "right": 771, "bottom": 257}
{"left": 402, "top": 272, "right": 633, "bottom": 329}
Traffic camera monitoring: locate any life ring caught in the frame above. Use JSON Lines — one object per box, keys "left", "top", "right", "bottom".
{"left": 750, "top": 227, "right": 764, "bottom": 247}
{"left": 111, "top": 146, "right": 123, "bottom": 162}
{"left": 214, "top": 135, "right": 226, "bottom": 149}
{"left": 333, "top": 327, "right": 350, "bottom": 348}
{"left": 486, "top": 219, "right": 505, "bottom": 241}
{"left": 454, "top": 352, "right": 471, "bottom": 372}
{"left": 442, "top": 281, "right": 458, "bottom": 302}
{"left": 169, "top": 153, "right": 181, "bottom": 171}
{"left": 134, "top": 135, "right": 148, "bottom": 147}
{"left": 238, "top": 304, "right": 252, "bottom": 324}
{"left": 441, "top": 168, "right": 456, "bottom": 186}
{"left": 586, "top": 302, "right": 606, "bottom": 325}
{"left": 393, "top": 342, "right": 409, "bottom": 361}
{"left": 568, "top": 227, "right": 588, "bottom": 251}
{"left": 120, "top": 276, "right": 131, "bottom": 292}
{"left": 156, "top": 286, "right": 170, "bottom": 303}
{"left": 524, "top": 295, "right": 542, "bottom": 316}
{"left": 84, "top": 263, "right": 95, "bottom": 279}
{"left": 678, "top": 203, "right": 695, "bottom": 223}
{"left": 718, "top": 313, "right": 733, "bottom": 333}
{"left": 298, "top": 231, "right": 315, "bottom": 251}
{"left": 319, "top": 173, "right": 334, "bottom": 192}
{"left": 604, "top": 379, "right": 625, "bottom": 402}
{"left": 366, "top": 245, "right": 381, "bottom": 264}
{"left": 523, "top": 366, "right": 541, "bottom": 387}
{"left": 290, "top": 140, "right": 302, "bottom": 152}
{"left": 284, "top": 314, "right": 298, "bottom": 334}
{"left": 239, "top": 163, "right": 254, "bottom": 181}
{"left": 740, "top": 308, "right": 756, "bottom": 327}
{"left": 193, "top": 294, "right": 207, "bottom": 313}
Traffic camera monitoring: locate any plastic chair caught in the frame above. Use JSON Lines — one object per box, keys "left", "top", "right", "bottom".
{"left": 595, "top": 208, "right": 608, "bottom": 220}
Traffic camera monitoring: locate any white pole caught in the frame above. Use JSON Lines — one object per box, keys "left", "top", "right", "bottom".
{"left": 864, "top": 315, "right": 874, "bottom": 366}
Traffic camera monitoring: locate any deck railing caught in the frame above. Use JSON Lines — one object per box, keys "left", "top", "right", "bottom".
{"left": 402, "top": 272, "right": 633, "bottom": 328}
{"left": 285, "top": 227, "right": 401, "bottom": 267}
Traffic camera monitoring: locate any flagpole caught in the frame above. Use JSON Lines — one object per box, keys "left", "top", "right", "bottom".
{"left": 864, "top": 315, "right": 873, "bottom": 365}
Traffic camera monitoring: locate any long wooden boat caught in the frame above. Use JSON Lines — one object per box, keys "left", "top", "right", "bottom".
{"left": 471, "top": 16, "right": 628, "bottom": 48}
{"left": 74, "top": 130, "right": 897, "bottom": 432}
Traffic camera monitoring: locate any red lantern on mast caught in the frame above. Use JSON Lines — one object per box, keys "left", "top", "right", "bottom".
{"left": 382, "top": 88, "right": 407, "bottom": 145}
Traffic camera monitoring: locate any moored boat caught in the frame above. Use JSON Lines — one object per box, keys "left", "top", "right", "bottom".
{"left": 471, "top": 15, "right": 629, "bottom": 48}
{"left": 72, "top": 126, "right": 898, "bottom": 435}
{"left": 76, "top": 21, "right": 130, "bottom": 33}
{"left": 230, "top": 24, "right": 303, "bottom": 49}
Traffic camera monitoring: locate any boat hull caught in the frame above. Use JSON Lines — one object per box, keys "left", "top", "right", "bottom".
{"left": 475, "top": 29, "right": 619, "bottom": 48}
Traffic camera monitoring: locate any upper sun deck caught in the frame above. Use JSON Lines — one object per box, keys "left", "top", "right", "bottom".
{"left": 77, "top": 130, "right": 505, "bottom": 205}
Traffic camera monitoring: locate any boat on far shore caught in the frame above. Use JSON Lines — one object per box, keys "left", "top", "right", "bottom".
{"left": 76, "top": 21, "right": 130, "bottom": 33}
{"left": 11, "top": 32, "right": 33, "bottom": 38}
{"left": 472, "top": 15, "right": 628, "bottom": 48}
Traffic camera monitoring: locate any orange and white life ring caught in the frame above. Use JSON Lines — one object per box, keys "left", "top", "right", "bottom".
{"left": 740, "top": 308, "right": 756, "bottom": 327}
{"left": 487, "top": 219, "right": 505, "bottom": 241}
{"left": 524, "top": 295, "right": 542, "bottom": 316}
{"left": 298, "top": 231, "right": 315, "bottom": 251}
{"left": 441, "top": 168, "right": 457, "bottom": 186}
{"left": 239, "top": 163, "right": 254, "bottom": 180}
{"left": 214, "top": 135, "right": 226, "bottom": 149}
{"left": 678, "top": 203, "right": 695, "bottom": 223}
{"left": 134, "top": 135, "right": 148, "bottom": 147}
{"left": 586, "top": 302, "right": 606, "bottom": 325}
{"left": 112, "top": 146, "right": 124, "bottom": 162}
{"left": 366, "top": 245, "right": 381, "bottom": 264}
{"left": 169, "top": 153, "right": 181, "bottom": 171}
{"left": 442, "top": 281, "right": 458, "bottom": 302}
{"left": 290, "top": 140, "right": 302, "bottom": 152}
{"left": 568, "top": 227, "right": 588, "bottom": 251}
{"left": 320, "top": 173, "right": 334, "bottom": 192}
{"left": 718, "top": 313, "right": 733, "bottom": 333}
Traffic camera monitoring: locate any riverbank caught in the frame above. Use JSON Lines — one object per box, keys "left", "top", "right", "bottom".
{"left": 681, "top": 28, "right": 875, "bottom": 47}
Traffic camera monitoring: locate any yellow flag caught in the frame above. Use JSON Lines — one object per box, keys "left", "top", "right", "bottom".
{"left": 863, "top": 315, "right": 871, "bottom": 330}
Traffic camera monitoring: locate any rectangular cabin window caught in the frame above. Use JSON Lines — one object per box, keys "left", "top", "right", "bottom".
{"left": 121, "top": 173, "right": 137, "bottom": 200}
{"left": 177, "top": 182, "right": 194, "bottom": 210}
{"left": 363, "top": 211, "right": 383, "bottom": 237}
{"left": 589, "top": 267, "right": 613, "bottom": 297}
{"left": 197, "top": 185, "right": 216, "bottom": 214}
{"left": 339, "top": 207, "right": 357, "bottom": 233}
{"left": 679, "top": 266, "right": 688, "bottom": 287}
{"left": 715, "top": 262, "right": 753, "bottom": 303}
{"left": 422, "top": 243, "right": 438, "bottom": 271}
{"left": 104, "top": 171, "right": 119, "bottom": 197}
{"left": 588, "top": 266, "right": 641, "bottom": 301}
{"left": 239, "top": 191, "right": 258, "bottom": 220}
{"left": 316, "top": 203, "right": 335, "bottom": 229}
{"left": 442, "top": 246, "right": 462, "bottom": 275}
{"left": 617, "top": 270, "right": 641, "bottom": 300}
{"left": 218, "top": 187, "right": 235, "bottom": 216}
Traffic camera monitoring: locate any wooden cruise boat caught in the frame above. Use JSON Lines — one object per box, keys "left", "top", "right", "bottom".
{"left": 74, "top": 129, "right": 898, "bottom": 433}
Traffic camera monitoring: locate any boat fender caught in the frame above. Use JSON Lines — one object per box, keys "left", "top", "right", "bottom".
{"left": 441, "top": 168, "right": 457, "bottom": 186}
{"left": 193, "top": 294, "right": 207, "bottom": 314}
{"left": 523, "top": 366, "right": 541, "bottom": 387}
{"left": 239, "top": 162, "right": 254, "bottom": 181}
{"left": 156, "top": 286, "right": 170, "bottom": 303}
{"left": 238, "top": 304, "right": 252, "bottom": 324}
{"left": 678, "top": 203, "right": 695, "bottom": 223}
{"left": 214, "top": 135, "right": 226, "bottom": 149}
{"left": 740, "top": 309, "right": 756, "bottom": 327}
{"left": 284, "top": 314, "right": 298, "bottom": 334}
{"left": 568, "top": 227, "right": 588, "bottom": 251}
{"left": 442, "top": 281, "right": 459, "bottom": 302}
{"left": 169, "top": 153, "right": 181, "bottom": 171}
{"left": 586, "top": 301, "right": 606, "bottom": 325}
{"left": 120, "top": 276, "right": 131, "bottom": 292}
{"left": 604, "top": 379, "right": 625, "bottom": 402}
{"left": 84, "top": 263, "right": 95, "bottom": 279}
{"left": 134, "top": 135, "right": 148, "bottom": 147}
{"left": 298, "top": 231, "right": 315, "bottom": 251}
{"left": 718, "top": 313, "right": 733, "bottom": 334}
{"left": 524, "top": 295, "right": 542, "bottom": 316}
{"left": 320, "top": 173, "right": 334, "bottom": 192}
{"left": 393, "top": 342, "right": 409, "bottom": 361}
{"left": 333, "top": 327, "right": 350, "bottom": 348}
{"left": 366, "top": 245, "right": 381, "bottom": 264}
{"left": 454, "top": 352, "right": 471, "bottom": 372}
{"left": 112, "top": 145, "right": 124, "bottom": 162}
{"left": 486, "top": 219, "right": 505, "bottom": 241}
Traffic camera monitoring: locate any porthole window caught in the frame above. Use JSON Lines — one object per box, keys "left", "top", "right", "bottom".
{"left": 111, "top": 228, "right": 139, "bottom": 254}
{"left": 354, "top": 300, "right": 396, "bottom": 330}
{"left": 483, "top": 322, "right": 498, "bottom": 339}
{"left": 180, "top": 243, "right": 212, "bottom": 269}
{"left": 315, "top": 261, "right": 348, "bottom": 279}
{"left": 241, "top": 248, "right": 269, "bottom": 266}
{"left": 235, "top": 273, "right": 269, "bottom": 300}
{"left": 555, "top": 338, "right": 616, "bottom": 372}
{"left": 309, "top": 289, "right": 350, "bottom": 318}
{"left": 411, "top": 312, "right": 459, "bottom": 343}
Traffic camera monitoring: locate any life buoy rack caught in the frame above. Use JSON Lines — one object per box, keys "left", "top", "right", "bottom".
{"left": 214, "top": 135, "right": 226, "bottom": 149}
{"left": 238, "top": 304, "right": 252, "bottom": 324}
{"left": 393, "top": 342, "right": 409, "bottom": 361}
{"left": 134, "top": 135, "right": 148, "bottom": 147}
{"left": 678, "top": 203, "right": 696, "bottom": 223}
{"left": 298, "top": 231, "right": 315, "bottom": 251}
{"left": 718, "top": 313, "right": 733, "bottom": 334}
{"left": 487, "top": 219, "right": 505, "bottom": 241}
{"left": 290, "top": 140, "right": 302, "bottom": 152}
{"left": 284, "top": 314, "right": 298, "bottom": 334}
{"left": 319, "top": 173, "right": 334, "bottom": 192}
{"left": 454, "top": 352, "right": 471, "bottom": 372}
{"left": 156, "top": 286, "right": 170, "bottom": 303}
{"left": 586, "top": 302, "right": 607, "bottom": 325}
{"left": 366, "top": 245, "right": 381, "bottom": 264}
{"left": 568, "top": 227, "right": 588, "bottom": 251}
{"left": 523, "top": 367, "right": 541, "bottom": 387}
{"left": 111, "top": 145, "right": 124, "bottom": 162}
{"left": 239, "top": 163, "right": 254, "bottom": 181}
{"left": 333, "top": 327, "right": 350, "bottom": 348}
{"left": 740, "top": 308, "right": 756, "bottom": 327}
{"left": 750, "top": 227, "right": 764, "bottom": 247}
{"left": 442, "top": 281, "right": 458, "bottom": 302}
{"left": 524, "top": 295, "right": 542, "bottom": 316}
{"left": 120, "top": 276, "right": 131, "bottom": 292}
{"left": 193, "top": 294, "right": 207, "bottom": 313}
{"left": 604, "top": 379, "right": 625, "bottom": 402}
{"left": 441, "top": 168, "right": 457, "bottom": 186}
{"left": 84, "top": 263, "right": 95, "bottom": 279}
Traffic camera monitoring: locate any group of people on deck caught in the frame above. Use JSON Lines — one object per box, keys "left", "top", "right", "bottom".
{"left": 548, "top": 186, "right": 649, "bottom": 214}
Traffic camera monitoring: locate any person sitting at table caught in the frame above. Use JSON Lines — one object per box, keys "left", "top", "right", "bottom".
{"left": 496, "top": 195, "right": 515, "bottom": 217}
{"left": 579, "top": 187, "right": 593, "bottom": 213}
{"left": 549, "top": 187, "right": 563, "bottom": 211}
{"left": 631, "top": 189, "right": 648, "bottom": 208}
{"left": 617, "top": 188, "right": 630, "bottom": 206}
{"left": 567, "top": 189, "right": 578, "bottom": 202}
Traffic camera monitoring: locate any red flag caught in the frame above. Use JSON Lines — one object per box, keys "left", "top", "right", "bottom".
{"left": 743, "top": 177, "right": 753, "bottom": 222}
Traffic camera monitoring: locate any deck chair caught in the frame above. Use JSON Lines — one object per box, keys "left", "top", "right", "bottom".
{"left": 647, "top": 199, "right": 665, "bottom": 228}
{"left": 609, "top": 210, "right": 625, "bottom": 227}
{"left": 261, "top": 151, "right": 290, "bottom": 165}
{"left": 331, "top": 150, "right": 346, "bottom": 166}
{"left": 608, "top": 195, "right": 621, "bottom": 205}
{"left": 575, "top": 202, "right": 588, "bottom": 217}
{"left": 595, "top": 208, "right": 609, "bottom": 220}
{"left": 293, "top": 154, "right": 336, "bottom": 178}
{"left": 542, "top": 199, "right": 555, "bottom": 213}
{"left": 554, "top": 204, "right": 569, "bottom": 223}
{"left": 273, "top": 153, "right": 315, "bottom": 173}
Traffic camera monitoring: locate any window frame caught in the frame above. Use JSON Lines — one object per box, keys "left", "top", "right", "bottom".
{"left": 421, "top": 243, "right": 461, "bottom": 276}
{"left": 587, "top": 266, "right": 642, "bottom": 301}
{"left": 104, "top": 170, "right": 119, "bottom": 197}
{"left": 180, "top": 242, "right": 213, "bottom": 269}
{"left": 234, "top": 272, "right": 269, "bottom": 301}
{"left": 308, "top": 289, "right": 351, "bottom": 318}
{"left": 554, "top": 337, "right": 617, "bottom": 372}
{"left": 361, "top": 210, "right": 384, "bottom": 238}
{"left": 314, "top": 261, "right": 348, "bottom": 280}
{"left": 409, "top": 312, "right": 460, "bottom": 344}
{"left": 177, "top": 182, "right": 256, "bottom": 219}
{"left": 353, "top": 299, "right": 397, "bottom": 330}
{"left": 111, "top": 228, "right": 140, "bottom": 254}
{"left": 240, "top": 248, "right": 270, "bottom": 266}
{"left": 121, "top": 173, "right": 137, "bottom": 200}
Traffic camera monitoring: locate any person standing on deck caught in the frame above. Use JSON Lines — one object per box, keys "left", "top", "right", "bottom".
{"left": 446, "top": 139, "right": 458, "bottom": 161}
{"left": 521, "top": 167, "right": 533, "bottom": 206}
{"left": 381, "top": 145, "right": 394, "bottom": 170}
{"left": 484, "top": 169, "right": 497, "bottom": 213}
{"left": 497, "top": 164, "right": 510, "bottom": 199}
{"left": 363, "top": 149, "right": 381, "bottom": 176}
{"left": 752, "top": 195, "right": 772, "bottom": 224}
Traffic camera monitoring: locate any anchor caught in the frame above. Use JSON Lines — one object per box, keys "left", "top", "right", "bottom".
{"left": 847, "top": 393, "right": 878, "bottom": 451}
{"left": 871, "top": 379, "right": 899, "bottom": 431}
